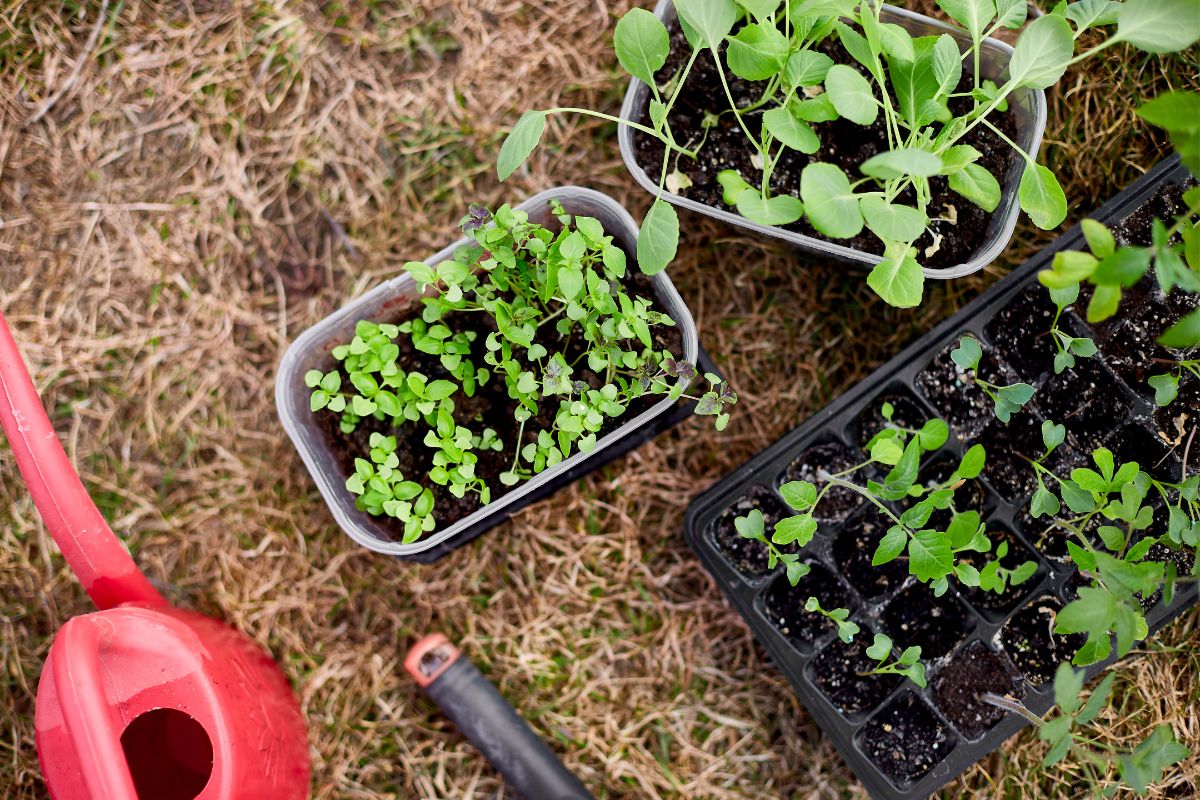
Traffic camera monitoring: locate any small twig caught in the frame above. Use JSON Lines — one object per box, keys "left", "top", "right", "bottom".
{"left": 980, "top": 692, "right": 1043, "bottom": 726}
{"left": 26, "top": 0, "right": 112, "bottom": 126}
{"left": 1181, "top": 424, "right": 1197, "bottom": 481}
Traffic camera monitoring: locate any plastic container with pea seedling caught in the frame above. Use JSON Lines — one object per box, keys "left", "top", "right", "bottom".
{"left": 617, "top": 1, "right": 1048, "bottom": 281}
{"left": 277, "top": 186, "right": 712, "bottom": 563}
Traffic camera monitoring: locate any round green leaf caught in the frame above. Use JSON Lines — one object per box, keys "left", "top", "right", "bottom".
{"left": 783, "top": 50, "right": 834, "bottom": 88}
{"left": 800, "top": 162, "right": 863, "bottom": 239}
{"left": 948, "top": 162, "right": 1002, "bottom": 212}
{"left": 614, "top": 8, "right": 670, "bottom": 86}
{"left": 860, "top": 196, "right": 928, "bottom": 242}
{"left": 860, "top": 148, "right": 943, "bottom": 180}
{"left": 637, "top": 200, "right": 679, "bottom": 275}
{"left": 762, "top": 105, "right": 819, "bottom": 153}
{"left": 1009, "top": 14, "right": 1074, "bottom": 89}
{"left": 1019, "top": 162, "right": 1068, "bottom": 230}
{"left": 1113, "top": 0, "right": 1200, "bottom": 53}
{"left": 726, "top": 22, "right": 789, "bottom": 81}
{"left": 824, "top": 64, "right": 878, "bottom": 126}
{"left": 868, "top": 242, "right": 924, "bottom": 308}
{"left": 675, "top": 0, "right": 738, "bottom": 50}
{"left": 735, "top": 190, "right": 805, "bottom": 225}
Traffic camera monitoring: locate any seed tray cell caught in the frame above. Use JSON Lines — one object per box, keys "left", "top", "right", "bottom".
{"left": 684, "top": 157, "right": 1199, "bottom": 799}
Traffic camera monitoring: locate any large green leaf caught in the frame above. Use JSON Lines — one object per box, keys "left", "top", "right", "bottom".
{"left": 1113, "top": 0, "right": 1200, "bottom": 53}
{"left": 726, "top": 21, "right": 790, "bottom": 80}
{"left": 932, "top": 34, "right": 962, "bottom": 97}
{"left": 800, "top": 163, "right": 864, "bottom": 238}
{"left": 736, "top": 0, "right": 783, "bottom": 22}
{"left": 784, "top": 50, "right": 834, "bottom": 88}
{"left": 496, "top": 111, "right": 546, "bottom": 181}
{"left": 860, "top": 196, "right": 929, "bottom": 242}
{"left": 890, "top": 39, "right": 939, "bottom": 127}
{"left": 995, "top": 0, "right": 1028, "bottom": 28}
{"left": 1065, "top": 0, "right": 1121, "bottom": 33}
{"left": 1008, "top": 14, "right": 1075, "bottom": 89}
{"left": 908, "top": 529, "right": 954, "bottom": 582}
{"left": 937, "top": 0, "right": 996, "bottom": 41}
{"left": 614, "top": 8, "right": 670, "bottom": 86}
{"left": 824, "top": 64, "right": 878, "bottom": 126}
{"left": 675, "top": 0, "right": 739, "bottom": 50}
{"left": 637, "top": 200, "right": 679, "bottom": 274}
{"left": 763, "top": 105, "right": 820, "bottom": 153}
{"left": 948, "top": 162, "right": 1001, "bottom": 211}
{"left": 1019, "top": 162, "right": 1068, "bottom": 229}
{"left": 868, "top": 242, "right": 924, "bottom": 308}
{"left": 860, "top": 148, "right": 943, "bottom": 179}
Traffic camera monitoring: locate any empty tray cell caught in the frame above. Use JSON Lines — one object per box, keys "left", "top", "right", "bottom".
{"left": 999, "top": 596, "right": 1086, "bottom": 686}
{"left": 932, "top": 641, "right": 1026, "bottom": 740}
{"left": 1155, "top": 379, "right": 1200, "bottom": 448}
{"left": 832, "top": 507, "right": 910, "bottom": 601}
{"left": 976, "top": 408, "right": 1045, "bottom": 501}
{"left": 808, "top": 628, "right": 902, "bottom": 718}
{"left": 881, "top": 583, "right": 972, "bottom": 660}
{"left": 985, "top": 284, "right": 1063, "bottom": 385}
{"left": 760, "top": 562, "right": 853, "bottom": 651}
{"left": 916, "top": 338, "right": 1016, "bottom": 441}
{"left": 958, "top": 524, "right": 1042, "bottom": 618}
{"left": 853, "top": 387, "right": 931, "bottom": 449}
{"left": 1106, "top": 424, "right": 1183, "bottom": 485}
{"left": 1094, "top": 282, "right": 1199, "bottom": 395}
{"left": 784, "top": 440, "right": 866, "bottom": 523}
{"left": 858, "top": 691, "right": 956, "bottom": 787}
{"left": 919, "top": 455, "right": 992, "bottom": 533}
{"left": 1036, "top": 361, "right": 1134, "bottom": 453}
{"left": 708, "top": 485, "right": 795, "bottom": 582}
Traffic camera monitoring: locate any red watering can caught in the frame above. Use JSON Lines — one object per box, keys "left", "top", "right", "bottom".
{"left": 0, "top": 311, "right": 310, "bottom": 800}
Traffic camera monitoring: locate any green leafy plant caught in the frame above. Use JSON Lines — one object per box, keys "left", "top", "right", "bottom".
{"left": 735, "top": 507, "right": 811, "bottom": 585}
{"left": 1047, "top": 284, "right": 1098, "bottom": 374}
{"left": 950, "top": 334, "right": 1036, "bottom": 422}
{"left": 308, "top": 203, "right": 734, "bottom": 541}
{"left": 804, "top": 596, "right": 860, "bottom": 642}
{"left": 982, "top": 663, "right": 1189, "bottom": 796}
{"left": 863, "top": 632, "right": 926, "bottom": 688}
{"left": 498, "top": 0, "right": 1199, "bottom": 306}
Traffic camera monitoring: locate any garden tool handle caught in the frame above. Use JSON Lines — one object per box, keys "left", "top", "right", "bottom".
{"left": 50, "top": 618, "right": 141, "bottom": 800}
{"left": 0, "top": 311, "right": 164, "bottom": 610}
{"left": 406, "top": 634, "right": 595, "bottom": 800}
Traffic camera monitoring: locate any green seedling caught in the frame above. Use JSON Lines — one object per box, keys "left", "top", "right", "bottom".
{"left": 863, "top": 633, "right": 926, "bottom": 688}
{"left": 804, "top": 597, "right": 860, "bottom": 643}
{"left": 950, "top": 334, "right": 1035, "bottom": 422}
{"left": 1046, "top": 284, "right": 1098, "bottom": 374}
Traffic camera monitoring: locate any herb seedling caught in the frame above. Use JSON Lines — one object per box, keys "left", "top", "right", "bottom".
{"left": 983, "top": 663, "right": 1189, "bottom": 796}
{"left": 950, "top": 334, "right": 1035, "bottom": 422}
{"left": 1046, "top": 284, "right": 1098, "bottom": 374}
{"left": 804, "top": 597, "right": 860, "bottom": 643}
{"left": 863, "top": 632, "right": 926, "bottom": 688}
{"left": 309, "top": 203, "right": 735, "bottom": 540}
{"left": 499, "top": 1, "right": 1199, "bottom": 306}
{"left": 735, "top": 507, "right": 810, "bottom": 585}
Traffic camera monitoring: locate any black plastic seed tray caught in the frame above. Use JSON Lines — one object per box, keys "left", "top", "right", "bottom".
{"left": 684, "top": 156, "right": 1198, "bottom": 800}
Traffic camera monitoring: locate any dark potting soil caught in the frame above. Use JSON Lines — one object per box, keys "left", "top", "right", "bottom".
{"left": 984, "top": 284, "right": 1062, "bottom": 385}
{"left": 1155, "top": 378, "right": 1200, "bottom": 447}
{"left": 919, "top": 455, "right": 992, "bottom": 533}
{"left": 853, "top": 387, "right": 930, "bottom": 449}
{"left": 998, "top": 596, "right": 1086, "bottom": 686}
{"left": 957, "top": 525, "right": 1040, "bottom": 617}
{"left": 317, "top": 269, "right": 683, "bottom": 542}
{"left": 632, "top": 24, "right": 1022, "bottom": 270}
{"left": 915, "top": 340, "right": 1015, "bottom": 442}
{"left": 832, "top": 507, "right": 909, "bottom": 600}
{"left": 1107, "top": 425, "right": 1182, "bottom": 485}
{"left": 809, "top": 632, "right": 902, "bottom": 716}
{"left": 784, "top": 440, "right": 866, "bottom": 522}
{"left": 858, "top": 691, "right": 955, "bottom": 785}
{"left": 931, "top": 641, "right": 1025, "bottom": 740}
{"left": 880, "top": 583, "right": 971, "bottom": 660}
{"left": 762, "top": 562, "right": 853, "bottom": 648}
{"left": 976, "top": 408, "right": 1044, "bottom": 501}
{"left": 1035, "top": 360, "right": 1133, "bottom": 455}
{"left": 710, "top": 485, "right": 796, "bottom": 580}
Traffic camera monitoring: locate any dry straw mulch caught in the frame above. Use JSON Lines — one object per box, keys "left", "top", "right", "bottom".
{"left": 0, "top": 2, "right": 1197, "bottom": 798}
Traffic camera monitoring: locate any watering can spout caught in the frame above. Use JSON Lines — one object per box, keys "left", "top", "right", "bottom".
{"left": 0, "top": 312, "right": 164, "bottom": 610}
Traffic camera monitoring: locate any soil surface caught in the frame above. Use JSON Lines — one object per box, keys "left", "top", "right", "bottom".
{"left": 998, "top": 596, "right": 1086, "bottom": 686}
{"left": 931, "top": 641, "right": 1025, "bottom": 740}
{"left": 710, "top": 485, "right": 795, "bottom": 580}
{"left": 832, "top": 507, "right": 909, "bottom": 600}
{"left": 985, "top": 284, "right": 1062, "bottom": 386}
{"left": 761, "top": 562, "right": 852, "bottom": 648}
{"left": 976, "top": 408, "right": 1044, "bottom": 502}
{"left": 1035, "top": 360, "right": 1132, "bottom": 455}
{"left": 632, "top": 23, "right": 1023, "bottom": 270}
{"left": 809, "top": 632, "right": 901, "bottom": 716}
{"left": 881, "top": 583, "right": 971, "bottom": 659}
{"left": 858, "top": 691, "right": 955, "bottom": 785}
{"left": 915, "top": 339, "right": 1016, "bottom": 442}
{"left": 317, "top": 268, "right": 684, "bottom": 542}
{"left": 784, "top": 440, "right": 867, "bottom": 522}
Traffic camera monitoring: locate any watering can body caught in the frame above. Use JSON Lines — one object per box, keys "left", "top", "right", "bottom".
{"left": 0, "top": 312, "right": 311, "bottom": 799}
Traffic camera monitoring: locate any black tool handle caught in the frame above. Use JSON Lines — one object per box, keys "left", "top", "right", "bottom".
{"left": 409, "top": 635, "right": 594, "bottom": 800}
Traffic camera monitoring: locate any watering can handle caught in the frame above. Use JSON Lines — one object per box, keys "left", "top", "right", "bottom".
{"left": 0, "top": 311, "right": 164, "bottom": 610}
{"left": 51, "top": 618, "right": 142, "bottom": 800}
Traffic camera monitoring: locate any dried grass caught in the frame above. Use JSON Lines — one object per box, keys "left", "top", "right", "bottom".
{"left": 0, "top": 2, "right": 1196, "bottom": 798}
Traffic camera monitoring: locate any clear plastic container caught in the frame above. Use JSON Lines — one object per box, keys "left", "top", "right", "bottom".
{"left": 618, "top": 1, "right": 1048, "bottom": 280}
{"left": 275, "top": 187, "right": 699, "bottom": 557}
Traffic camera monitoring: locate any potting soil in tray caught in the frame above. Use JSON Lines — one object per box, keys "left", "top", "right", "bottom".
{"left": 683, "top": 157, "right": 1199, "bottom": 800}
{"left": 317, "top": 268, "right": 684, "bottom": 544}
{"left": 632, "top": 23, "right": 1023, "bottom": 271}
